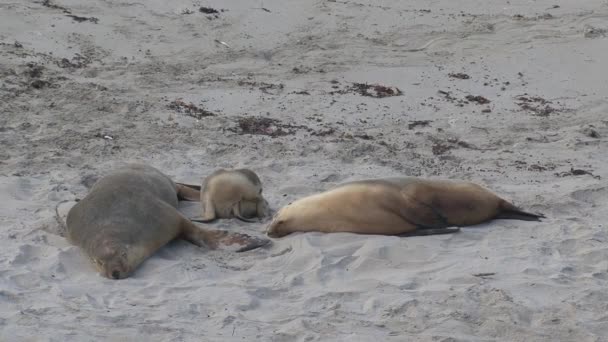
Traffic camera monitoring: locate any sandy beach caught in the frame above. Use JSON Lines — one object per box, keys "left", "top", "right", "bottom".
{"left": 1, "top": 0, "right": 607, "bottom": 340}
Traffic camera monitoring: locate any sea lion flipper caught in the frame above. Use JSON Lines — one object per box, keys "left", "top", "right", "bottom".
{"left": 190, "top": 216, "right": 217, "bottom": 223}
{"left": 182, "top": 222, "right": 270, "bottom": 252}
{"left": 235, "top": 214, "right": 257, "bottom": 223}
{"left": 201, "top": 192, "right": 217, "bottom": 221}
{"left": 398, "top": 192, "right": 449, "bottom": 229}
{"left": 216, "top": 231, "right": 270, "bottom": 252}
{"left": 176, "top": 183, "right": 201, "bottom": 201}
{"left": 496, "top": 201, "right": 545, "bottom": 221}
{"left": 176, "top": 182, "right": 202, "bottom": 191}
{"left": 398, "top": 228, "right": 460, "bottom": 237}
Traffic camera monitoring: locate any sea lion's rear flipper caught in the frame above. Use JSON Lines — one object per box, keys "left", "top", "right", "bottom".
{"left": 177, "top": 183, "right": 202, "bottom": 191}
{"left": 496, "top": 202, "right": 545, "bottom": 221}
{"left": 176, "top": 183, "right": 201, "bottom": 201}
{"left": 181, "top": 221, "right": 270, "bottom": 252}
{"left": 398, "top": 228, "right": 460, "bottom": 237}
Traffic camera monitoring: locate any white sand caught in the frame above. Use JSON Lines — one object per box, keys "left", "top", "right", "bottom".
{"left": 1, "top": 0, "right": 608, "bottom": 340}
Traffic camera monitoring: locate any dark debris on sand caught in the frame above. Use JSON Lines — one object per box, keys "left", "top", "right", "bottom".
{"left": 57, "top": 54, "right": 90, "bottom": 68}
{"left": 229, "top": 116, "right": 338, "bottom": 138}
{"left": 555, "top": 168, "right": 601, "bottom": 179}
{"left": 310, "top": 127, "right": 336, "bottom": 137}
{"left": 515, "top": 95, "right": 558, "bottom": 116}
{"left": 230, "top": 116, "right": 306, "bottom": 137}
{"left": 66, "top": 14, "right": 99, "bottom": 23}
{"left": 199, "top": 7, "right": 219, "bottom": 14}
{"left": 438, "top": 90, "right": 458, "bottom": 102}
{"left": 30, "top": 80, "right": 51, "bottom": 89}
{"left": 432, "top": 142, "right": 452, "bottom": 155}
{"left": 449, "top": 73, "right": 470, "bottom": 79}
{"left": 465, "top": 95, "right": 491, "bottom": 104}
{"left": 430, "top": 136, "right": 493, "bottom": 155}
{"left": 237, "top": 80, "right": 284, "bottom": 95}
{"left": 42, "top": 0, "right": 70, "bottom": 13}
{"left": 25, "top": 62, "right": 44, "bottom": 78}
{"left": 42, "top": 1, "right": 99, "bottom": 23}
{"left": 199, "top": 6, "right": 225, "bottom": 19}
{"left": 408, "top": 120, "right": 432, "bottom": 130}
{"left": 168, "top": 99, "right": 216, "bottom": 119}
{"left": 330, "top": 82, "right": 403, "bottom": 98}
{"left": 349, "top": 83, "right": 403, "bottom": 98}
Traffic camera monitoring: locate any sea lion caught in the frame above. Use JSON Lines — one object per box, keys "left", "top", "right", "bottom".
{"left": 266, "top": 177, "right": 545, "bottom": 238}
{"left": 191, "top": 168, "right": 270, "bottom": 223}
{"left": 66, "top": 163, "right": 270, "bottom": 279}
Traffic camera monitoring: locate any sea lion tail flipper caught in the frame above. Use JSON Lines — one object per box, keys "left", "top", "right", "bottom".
{"left": 497, "top": 202, "right": 545, "bottom": 221}
{"left": 176, "top": 183, "right": 201, "bottom": 201}
{"left": 398, "top": 228, "right": 460, "bottom": 237}
{"left": 182, "top": 222, "right": 270, "bottom": 252}
{"left": 496, "top": 209, "right": 545, "bottom": 221}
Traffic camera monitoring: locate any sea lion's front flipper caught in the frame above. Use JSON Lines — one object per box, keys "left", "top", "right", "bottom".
{"left": 176, "top": 183, "right": 201, "bottom": 201}
{"left": 181, "top": 221, "right": 270, "bottom": 252}
{"left": 234, "top": 214, "right": 258, "bottom": 223}
{"left": 398, "top": 187, "right": 450, "bottom": 229}
{"left": 189, "top": 216, "right": 217, "bottom": 223}
{"left": 398, "top": 228, "right": 460, "bottom": 237}
{"left": 187, "top": 191, "right": 218, "bottom": 221}
{"left": 200, "top": 192, "right": 218, "bottom": 221}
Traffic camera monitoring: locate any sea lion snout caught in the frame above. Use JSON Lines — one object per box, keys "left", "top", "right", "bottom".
{"left": 102, "top": 259, "right": 130, "bottom": 280}
{"left": 266, "top": 216, "right": 288, "bottom": 238}
{"left": 93, "top": 241, "right": 131, "bottom": 279}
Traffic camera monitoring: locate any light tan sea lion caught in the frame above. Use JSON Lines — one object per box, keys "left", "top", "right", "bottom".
{"left": 266, "top": 177, "right": 545, "bottom": 238}
{"left": 191, "top": 168, "right": 270, "bottom": 223}
{"left": 66, "top": 163, "right": 270, "bottom": 279}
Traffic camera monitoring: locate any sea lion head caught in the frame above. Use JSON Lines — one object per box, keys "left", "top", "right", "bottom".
{"left": 265, "top": 208, "right": 291, "bottom": 238}
{"left": 91, "top": 238, "right": 131, "bottom": 280}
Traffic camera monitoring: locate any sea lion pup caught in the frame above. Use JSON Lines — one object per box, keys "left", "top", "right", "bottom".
{"left": 191, "top": 168, "right": 270, "bottom": 223}
{"left": 266, "top": 177, "right": 545, "bottom": 238}
{"left": 66, "top": 164, "right": 270, "bottom": 280}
